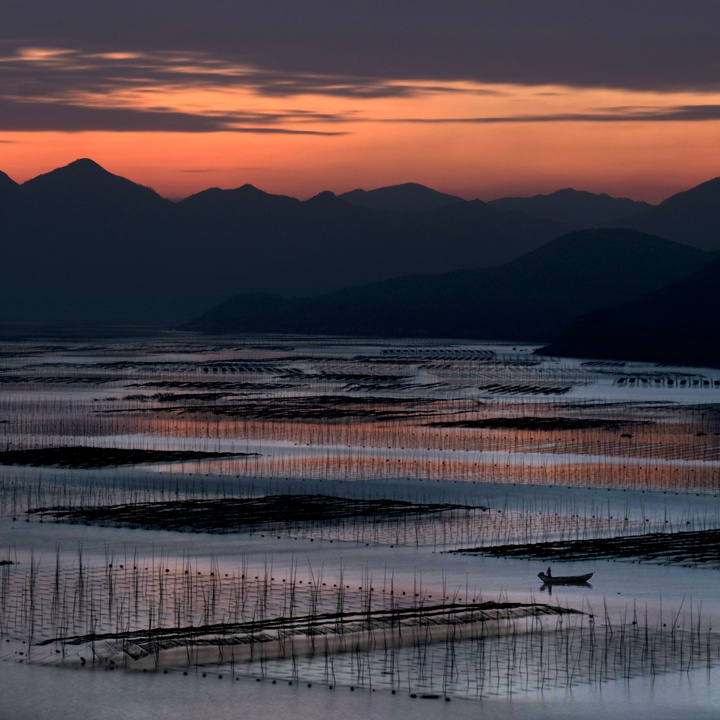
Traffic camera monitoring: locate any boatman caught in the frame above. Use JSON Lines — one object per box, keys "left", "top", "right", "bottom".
{"left": 546, "top": 567, "right": 552, "bottom": 577}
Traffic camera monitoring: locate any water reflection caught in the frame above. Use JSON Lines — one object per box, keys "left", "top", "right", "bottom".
{"left": 540, "top": 581, "right": 592, "bottom": 596}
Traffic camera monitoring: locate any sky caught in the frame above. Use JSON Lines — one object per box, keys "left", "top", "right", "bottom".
{"left": 2, "top": 1, "right": 720, "bottom": 202}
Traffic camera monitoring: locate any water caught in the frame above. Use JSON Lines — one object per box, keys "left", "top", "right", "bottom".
{"left": 1, "top": 333, "right": 719, "bottom": 717}
{"left": 2, "top": 660, "right": 720, "bottom": 720}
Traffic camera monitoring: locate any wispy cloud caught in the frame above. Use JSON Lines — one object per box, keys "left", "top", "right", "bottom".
{"left": 374, "top": 105, "right": 720, "bottom": 125}
{"left": 376, "top": 105, "right": 720, "bottom": 124}
{"left": 4, "top": 1, "right": 720, "bottom": 94}
{"left": 0, "top": 98, "right": 346, "bottom": 134}
{"left": 0, "top": 46, "right": 398, "bottom": 132}
{"left": 0, "top": 46, "right": 441, "bottom": 100}
{"left": 2, "top": 43, "right": 720, "bottom": 135}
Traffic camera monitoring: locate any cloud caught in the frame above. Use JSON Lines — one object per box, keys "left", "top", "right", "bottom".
{"left": 377, "top": 105, "right": 720, "bottom": 124}
{"left": 2, "top": 8, "right": 720, "bottom": 136}
{"left": 3, "top": 1, "right": 720, "bottom": 93}
{"left": 0, "top": 96, "right": 347, "bottom": 134}
{"left": 0, "top": 45, "right": 445, "bottom": 101}
{"left": 0, "top": 45, "right": 424, "bottom": 132}
{"left": 0, "top": 46, "right": 358, "bottom": 132}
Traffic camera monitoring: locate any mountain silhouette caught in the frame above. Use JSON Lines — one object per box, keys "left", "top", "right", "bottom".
{"left": 619, "top": 176, "right": 720, "bottom": 251}
{"left": 173, "top": 186, "right": 566, "bottom": 301}
{"left": 0, "top": 170, "right": 18, "bottom": 196}
{"left": 339, "top": 183, "right": 464, "bottom": 212}
{"left": 489, "top": 189, "right": 650, "bottom": 228}
{"left": 22, "top": 158, "right": 161, "bottom": 201}
{"left": 1, "top": 159, "right": 179, "bottom": 323}
{"left": 0, "top": 160, "right": 567, "bottom": 325}
{"left": 184, "top": 229, "right": 711, "bottom": 341}
{"left": 539, "top": 256, "right": 720, "bottom": 367}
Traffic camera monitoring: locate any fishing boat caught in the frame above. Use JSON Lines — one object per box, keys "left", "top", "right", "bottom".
{"left": 537, "top": 571, "right": 593, "bottom": 584}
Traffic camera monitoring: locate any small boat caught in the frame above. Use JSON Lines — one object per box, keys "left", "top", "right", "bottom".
{"left": 537, "top": 572, "right": 593, "bottom": 584}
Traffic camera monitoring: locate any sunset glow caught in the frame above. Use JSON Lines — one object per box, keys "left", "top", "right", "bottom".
{"left": 3, "top": 7, "right": 720, "bottom": 719}
{"left": 1, "top": 37, "right": 720, "bottom": 201}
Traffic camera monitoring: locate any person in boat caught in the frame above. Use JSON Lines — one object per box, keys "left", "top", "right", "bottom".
{"left": 546, "top": 567, "right": 552, "bottom": 577}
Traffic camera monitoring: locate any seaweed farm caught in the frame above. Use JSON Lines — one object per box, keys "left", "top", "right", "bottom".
{"left": 1, "top": 334, "right": 720, "bottom": 719}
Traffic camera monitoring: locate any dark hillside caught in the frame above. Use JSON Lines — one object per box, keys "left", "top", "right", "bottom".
{"left": 619, "top": 176, "right": 720, "bottom": 251}
{"left": 185, "top": 229, "right": 710, "bottom": 341}
{"left": 0, "top": 161, "right": 567, "bottom": 325}
{"left": 538, "top": 257, "right": 720, "bottom": 367}
{"left": 339, "top": 182, "right": 464, "bottom": 212}
{"left": 490, "top": 188, "right": 650, "bottom": 228}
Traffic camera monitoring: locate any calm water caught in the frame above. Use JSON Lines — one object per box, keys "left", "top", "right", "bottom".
{"left": 1, "top": 333, "right": 719, "bottom": 717}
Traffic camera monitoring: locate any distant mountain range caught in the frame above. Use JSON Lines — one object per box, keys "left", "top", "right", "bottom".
{"left": 538, "top": 256, "right": 720, "bottom": 367}
{"left": 0, "top": 171, "right": 18, "bottom": 194}
{"left": 339, "top": 180, "right": 720, "bottom": 251}
{"left": 3, "top": 159, "right": 720, "bottom": 354}
{"left": 339, "top": 183, "right": 464, "bottom": 212}
{"left": 184, "top": 229, "right": 713, "bottom": 341}
{"left": 0, "top": 160, "right": 568, "bottom": 325}
{"left": 613, "top": 177, "right": 720, "bottom": 251}
{"left": 488, "top": 189, "right": 650, "bottom": 228}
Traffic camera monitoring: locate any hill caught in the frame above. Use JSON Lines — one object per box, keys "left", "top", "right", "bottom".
{"left": 489, "top": 189, "right": 650, "bottom": 228}
{"left": 21, "top": 158, "right": 165, "bottom": 210}
{"left": 172, "top": 188, "right": 568, "bottom": 299}
{"left": 538, "top": 257, "right": 720, "bottom": 367}
{"left": 0, "top": 170, "right": 18, "bottom": 196}
{"left": 184, "top": 229, "right": 711, "bottom": 341}
{"left": 1, "top": 159, "right": 179, "bottom": 323}
{"left": 619, "top": 176, "right": 720, "bottom": 251}
{"left": 0, "top": 161, "right": 567, "bottom": 325}
{"left": 339, "top": 183, "right": 464, "bottom": 212}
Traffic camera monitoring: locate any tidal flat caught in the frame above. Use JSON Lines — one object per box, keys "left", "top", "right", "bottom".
{"left": 1, "top": 333, "right": 719, "bottom": 718}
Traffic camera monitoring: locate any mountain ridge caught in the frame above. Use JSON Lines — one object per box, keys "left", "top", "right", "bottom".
{"left": 339, "top": 182, "right": 465, "bottom": 213}
{"left": 4, "top": 159, "right": 720, "bottom": 332}
{"left": 488, "top": 188, "right": 651, "bottom": 228}
{"left": 0, "top": 170, "right": 19, "bottom": 194}
{"left": 538, "top": 256, "right": 720, "bottom": 367}
{"left": 184, "top": 229, "right": 712, "bottom": 341}
{"left": 0, "top": 160, "right": 567, "bottom": 324}
{"left": 617, "top": 176, "right": 720, "bottom": 250}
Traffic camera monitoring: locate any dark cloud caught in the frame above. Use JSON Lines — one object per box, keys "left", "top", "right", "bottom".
{"left": 3, "top": 1, "right": 719, "bottom": 92}
{"left": 0, "top": 45, "right": 433, "bottom": 133}
{"left": 2, "top": 2, "right": 719, "bottom": 134}
{"left": 0, "top": 46, "right": 434, "bottom": 100}
{"left": 379, "top": 105, "right": 720, "bottom": 124}
{"left": 2, "top": 39, "right": 720, "bottom": 134}
{"left": 0, "top": 95, "right": 347, "bottom": 134}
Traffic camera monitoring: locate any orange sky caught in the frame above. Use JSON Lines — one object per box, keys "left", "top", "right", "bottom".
{"left": 2, "top": 70, "right": 720, "bottom": 202}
